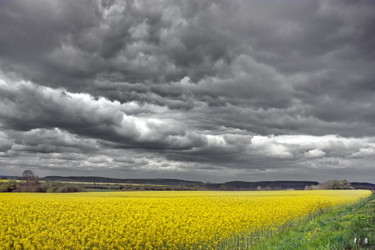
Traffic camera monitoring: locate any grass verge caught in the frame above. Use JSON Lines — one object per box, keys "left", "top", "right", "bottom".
{"left": 250, "top": 194, "right": 375, "bottom": 250}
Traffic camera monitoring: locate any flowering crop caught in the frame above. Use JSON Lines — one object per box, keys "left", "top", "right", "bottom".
{"left": 0, "top": 190, "right": 371, "bottom": 249}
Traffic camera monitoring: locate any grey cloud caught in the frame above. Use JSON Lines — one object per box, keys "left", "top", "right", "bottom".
{"left": 0, "top": 0, "right": 101, "bottom": 84}
{"left": 0, "top": 132, "right": 12, "bottom": 152}
{"left": 2, "top": 74, "right": 375, "bottom": 180}
{"left": 1, "top": 0, "right": 375, "bottom": 181}
{"left": 0, "top": 0, "right": 235, "bottom": 88}
{"left": 1, "top": 0, "right": 374, "bottom": 91}
{"left": 8, "top": 128, "right": 99, "bottom": 154}
{"left": 0, "top": 76, "right": 208, "bottom": 151}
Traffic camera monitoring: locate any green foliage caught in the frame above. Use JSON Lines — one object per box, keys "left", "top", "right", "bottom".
{"left": 0, "top": 180, "right": 17, "bottom": 192}
{"left": 307, "top": 180, "right": 354, "bottom": 190}
{"left": 45, "top": 181, "right": 61, "bottom": 193}
{"left": 43, "top": 181, "right": 84, "bottom": 193}
{"left": 58, "top": 184, "right": 84, "bottom": 193}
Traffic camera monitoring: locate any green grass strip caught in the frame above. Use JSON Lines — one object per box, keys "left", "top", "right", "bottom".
{"left": 250, "top": 194, "right": 375, "bottom": 250}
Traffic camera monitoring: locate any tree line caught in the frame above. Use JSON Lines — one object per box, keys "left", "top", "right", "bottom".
{"left": 0, "top": 170, "right": 84, "bottom": 193}
{"left": 305, "top": 180, "right": 353, "bottom": 190}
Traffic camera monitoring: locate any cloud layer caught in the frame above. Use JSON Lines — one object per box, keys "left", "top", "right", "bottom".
{"left": 0, "top": 0, "right": 375, "bottom": 182}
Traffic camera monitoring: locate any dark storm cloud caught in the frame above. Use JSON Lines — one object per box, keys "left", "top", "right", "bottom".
{"left": 0, "top": 0, "right": 375, "bottom": 181}
{"left": 0, "top": 76, "right": 209, "bottom": 151}
{"left": 0, "top": 0, "right": 235, "bottom": 88}
{"left": 8, "top": 128, "right": 99, "bottom": 154}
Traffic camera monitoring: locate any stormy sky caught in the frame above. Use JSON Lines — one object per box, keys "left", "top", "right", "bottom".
{"left": 0, "top": 0, "right": 375, "bottom": 182}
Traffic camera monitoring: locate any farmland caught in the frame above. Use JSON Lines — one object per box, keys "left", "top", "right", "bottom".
{"left": 0, "top": 190, "right": 371, "bottom": 249}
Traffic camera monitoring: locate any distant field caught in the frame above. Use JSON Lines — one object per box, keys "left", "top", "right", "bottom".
{"left": 0, "top": 190, "right": 371, "bottom": 249}
{"left": 0, "top": 179, "right": 166, "bottom": 186}
{"left": 55, "top": 180, "right": 169, "bottom": 187}
{"left": 57, "top": 180, "right": 180, "bottom": 191}
{"left": 0, "top": 179, "right": 20, "bottom": 183}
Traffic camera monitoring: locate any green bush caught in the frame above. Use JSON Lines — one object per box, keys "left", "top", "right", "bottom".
{"left": 58, "top": 184, "right": 84, "bottom": 193}
{"left": 0, "top": 181, "right": 17, "bottom": 192}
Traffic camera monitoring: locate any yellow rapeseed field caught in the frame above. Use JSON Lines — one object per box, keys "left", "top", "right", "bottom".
{"left": 0, "top": 190, "right": 371, "bottom": 249}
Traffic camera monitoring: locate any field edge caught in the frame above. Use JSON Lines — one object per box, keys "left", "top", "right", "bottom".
{"left": 247, "top": 193, "right": 375, "bottom": 250}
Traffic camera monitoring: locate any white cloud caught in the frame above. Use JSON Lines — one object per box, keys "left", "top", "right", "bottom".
{"left": 351, "top": 148, "right": 375, "bottom": 158}
{"left": 304, "top": 149, "right": 326, "bottom": 158}
{"left": 249, "top": 136, "right": 293, "bottom": 159}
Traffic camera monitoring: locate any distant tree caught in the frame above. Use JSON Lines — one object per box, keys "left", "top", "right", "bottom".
{"left": 257, "top": 185, "right": 262, "bottom": 191}
{"left": 21, "top": 170, "right": 40, "bottom": 192}
{"left": 59, "top": 184, "right": 84, "bottom": 193}
{"left": 326, "top": 180, "right": 353, "bottom": 190}
{"left": 22, "top": 170, "right": 38, "bottom": 184}
{"left": 307, "top": 180, "right": 353, "bottom": 190}
{"left": 339, "top": 180, "right": 353, "bottom": 190}
{"left": 331, "top": 180, "right": 343, "bottom": 189}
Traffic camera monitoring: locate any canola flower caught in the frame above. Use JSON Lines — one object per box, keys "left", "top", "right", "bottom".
{"left": 0, "top": 190, "right": 371, "bottom": 249}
